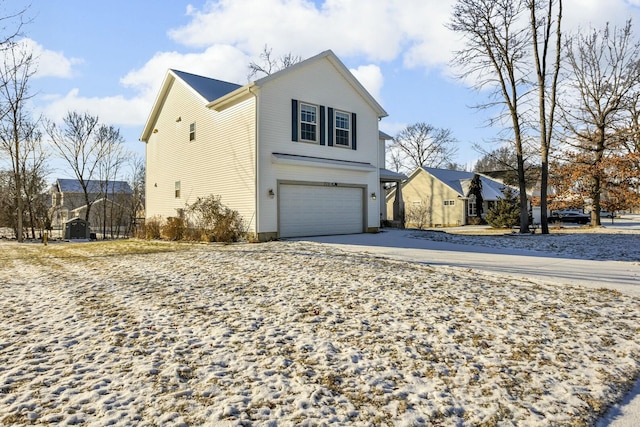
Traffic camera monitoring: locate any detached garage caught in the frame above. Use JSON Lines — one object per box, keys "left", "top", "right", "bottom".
{"left": 278, "top": 183, "right": 365, "bottom": 238}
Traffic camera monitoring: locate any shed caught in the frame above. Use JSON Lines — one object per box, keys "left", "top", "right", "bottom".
{"left": 64, "top": 217, "right": 90, "bottom": 239}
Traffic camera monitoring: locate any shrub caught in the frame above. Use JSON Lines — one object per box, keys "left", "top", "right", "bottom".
{"left": 161, "top": 216, "right": 186, "bottom": 241}
{"left": 405, "top": 198, "right": 432, "bottom": 230}
{"left": 186, "top": 195, "right": 245, "bottom": 243}
{"left": 485, "top": 188, "right": 520, "bottom": 228}
{"left": 143, "top": 215, "right": 163, "bottom": 240}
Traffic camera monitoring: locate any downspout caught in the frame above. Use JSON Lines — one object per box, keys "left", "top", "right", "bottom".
{"left": 249, "top": 86, "right": 259, "bottom": 240}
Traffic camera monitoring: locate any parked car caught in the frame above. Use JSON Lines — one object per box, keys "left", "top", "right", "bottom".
{"left": 548, "top": 210, "right": 590, "bottom": 224}
{"left": 600, "top": 210, "right": 615, "bottom": 218}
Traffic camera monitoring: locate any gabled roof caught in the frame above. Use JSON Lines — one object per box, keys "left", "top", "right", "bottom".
{"left": 140, "top": 50, "right": 387, "bottom": 142}
{"left": 171, "top": 70, "right": 241, "bottom": 103}
{"left": 55, "top": 178, "right": 133, "bottom": 195}
{"left": 252, "top": 50, "right": 387, "bottom": 118}
{"left": 422, "top": 167, "right": 511, "bottom": 200}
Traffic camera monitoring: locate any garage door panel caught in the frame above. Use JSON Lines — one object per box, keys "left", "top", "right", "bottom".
{"left": 279, "top": 184, "right": 363, "bottom": 238}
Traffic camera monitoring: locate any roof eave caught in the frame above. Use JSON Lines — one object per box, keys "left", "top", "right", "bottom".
{"left": 207, "top": 82, "right": 257, "bottom": 111}
{"left": 140, "top": 70, "right": 177, "bottom": 142}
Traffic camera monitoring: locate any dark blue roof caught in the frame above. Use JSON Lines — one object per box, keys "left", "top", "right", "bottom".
{"left": 172, "top": 69, "right": 242, "bottom": 102}
{"left": 56, "top": 178, "right": 132, "bottom": 195}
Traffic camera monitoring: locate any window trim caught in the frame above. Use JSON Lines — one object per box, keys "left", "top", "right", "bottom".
{"left": 189, "top": 123, "right": 196, "bottom": 141}
{"left": 468, "top": 195, "right": 477, "bottom": 216}
{"left": 334, "top": 109, "right": 351, "bottom": 148}
{"left": 299, "top": 102, "right": 318, "bottom": 143}
{"left": 175, "top": 181, "right": 181, "bottom": 199}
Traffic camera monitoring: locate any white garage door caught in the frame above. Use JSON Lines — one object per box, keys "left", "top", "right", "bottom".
{"left": 279, "top": 184, "right": 364, "bottom": 238}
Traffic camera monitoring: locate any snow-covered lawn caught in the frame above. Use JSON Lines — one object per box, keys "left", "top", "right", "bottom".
{"left": 0, "top": 237, "right": 639, "bottom": 426}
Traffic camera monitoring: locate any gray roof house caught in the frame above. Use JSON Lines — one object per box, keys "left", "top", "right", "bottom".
{"left": 49, "top": 178, "right": 133, "bottom": 230}
{"left": 386, "top": 167, "right": 518, "bottom": 227}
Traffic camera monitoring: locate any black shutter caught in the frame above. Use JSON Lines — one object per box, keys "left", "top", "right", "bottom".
{"left": 291, "top": 99, "right": 298, "bottom": 141}
{"left": 351, "top": 112, "right": 357, "bottom": 150}
{"left": 328, "top": 107, "right": 334, "bottom": 146}
{"left": 319, "top": 106, "right": 326, "bottom": 145}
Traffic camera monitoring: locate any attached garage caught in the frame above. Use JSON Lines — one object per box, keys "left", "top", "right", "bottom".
{"left": 278, "top": 183, "right": 365, "bottom": 238}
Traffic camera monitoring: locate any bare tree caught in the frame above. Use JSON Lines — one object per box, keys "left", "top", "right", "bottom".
{"left": 248, "top": 45, "right": 302, "bottom": 80}
{"left": 559, "top": 20, "right": 640, "bottom": 225}
{"left": 529, "top": 0, "right": 562, "bottom": 234}
{"left": 126, "top": 155, "right": 145, "bottom": 238}
{"left": 95, "top": 124, "right": 127, "bottom": 239}
{"left": 449, "top": 0, "right": 533, "bottom": 233}
{"left": 45, "top": 112, "right": 104, "bottom": 223}
{"left": 19, "top": 124, "right": 49, "bottom": 239}
{"left": 0, "top": 41, "right": 38, "bottom": 241}
{"left": 389, "top": 122, "right": 458, "bottom": 174}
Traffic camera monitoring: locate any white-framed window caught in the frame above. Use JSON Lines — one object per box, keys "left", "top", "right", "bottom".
{"left": 468, "top": 196, "right": 477, "bottom": 216}
{"left": 189, "top": 123, "right": 196, "bottom": 141}
{"left": 175, "top": 181, "right": 181, "bottom": 199}
{"left": 334, "top": 110, "right": 350, "bottom": 147}
{"left": 444, "top": 200, "right": 455, "bottom": 206}
{"left": 299, "top": 103, "right": 317, "bottom": 142}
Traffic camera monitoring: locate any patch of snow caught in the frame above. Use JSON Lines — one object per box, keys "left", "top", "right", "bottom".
{"left": 1, "top": 236, "right": 639, "bottom": 425}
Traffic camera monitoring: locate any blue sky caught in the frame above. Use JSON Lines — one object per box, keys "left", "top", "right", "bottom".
{"left": 10, "top": 0, "right": 640, "bottom": 179}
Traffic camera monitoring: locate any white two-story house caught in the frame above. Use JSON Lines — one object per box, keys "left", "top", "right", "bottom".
{"left": 140, "top": 50, "right": 390, "bottom": 241}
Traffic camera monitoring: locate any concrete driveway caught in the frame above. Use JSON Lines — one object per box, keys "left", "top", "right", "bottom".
{"left": 296, "top": 228, "right": 640, "bottom": 297}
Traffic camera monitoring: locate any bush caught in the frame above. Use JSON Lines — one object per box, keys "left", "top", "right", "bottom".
{"left": 186, "top": 195, "right": 245, "bottom": 243}
{"left": 161, "top": 216, "right": 186, "bottom": 241}
{"left": 405, "top": 198, "right": 432, "bottom": 229}
{"left": 143, "top": 215, "right": 163, "bottom": 240}
{"left": 485, "top": 188, "right": 520, "bottom": 228}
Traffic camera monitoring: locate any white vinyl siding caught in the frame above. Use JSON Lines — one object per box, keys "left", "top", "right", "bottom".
{"left": 256, "top": 57, "right": 381, "bottom": 234}
{"left": 145, "top": 78, "right": 256, "bottom": 232}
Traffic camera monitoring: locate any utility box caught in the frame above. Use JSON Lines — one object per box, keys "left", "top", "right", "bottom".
{"left": 64, "top": 217, "right": 90, "bottom": 240}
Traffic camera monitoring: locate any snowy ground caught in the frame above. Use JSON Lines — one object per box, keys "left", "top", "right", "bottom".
{"left": 0, "top": 229, "right": 639, "bottom": 426}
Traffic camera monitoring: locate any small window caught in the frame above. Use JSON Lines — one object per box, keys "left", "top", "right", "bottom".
{"left": 299, "top": 103, "right": 317, "bottom": 142}
{"left": 175, "top": 181, "right": 181, "bottom": 198}
{"left": 189, "top": 123, "right": 196, "bottom": 141}
{"left": 334, "top": 110, "right": 350, "bottom": 147}
{"left": 444, "top": 200, "right": 455, "bottom": 206}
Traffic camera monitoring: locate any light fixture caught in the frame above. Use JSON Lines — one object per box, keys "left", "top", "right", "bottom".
{"left": 176, "top": 116, "right": 181, "bottom": 122}
{"left": 370, "top": 192, "right": 377, "bottom": 200}
{"left": 153, "top": 128, "right": 158, "bottom": 133}
{"left": 268, "top": 188, "right": 275, "bottom": 198}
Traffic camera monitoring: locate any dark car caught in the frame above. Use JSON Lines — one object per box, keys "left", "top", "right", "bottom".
{"left": 548, "top": 210, "right": 590, "bottom": 224}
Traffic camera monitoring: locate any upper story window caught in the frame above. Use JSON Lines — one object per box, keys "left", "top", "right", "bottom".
{"left": 291, "top": 99, "right": 356, "bottom": 150}
{"left": 189, "top": 123, "right": 196, "bottom": 141}
{"left": 175, "top": 181, "right": 181, "bottom": 198}
{"left": 299, "top": 103, "right": 317, "bottom": 143}
{"left": 334, "top": 110, "right": 350, "bottom": 147}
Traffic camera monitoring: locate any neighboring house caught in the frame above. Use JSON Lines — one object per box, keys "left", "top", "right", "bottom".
{"left": 140, "top": 50, "right": 389, "bottom": 240}
{"left": 49, "top": 178, "right": 133, "bottom": 231}
{"left": 386, "top": 167, "right": 513, "bottom": 227}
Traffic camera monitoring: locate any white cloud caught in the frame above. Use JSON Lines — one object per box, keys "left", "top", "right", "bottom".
{"left": 32, "top": 0, "right": 640, "bottom": 133}
{"left": 169, "top": 0, "right": 410, "bottom": 62}
{"left": 121, "top": 44, "right": 250, "bottom": 97}
{"left": 349, "top": 64, "right": 384, "bottom": 104}
{"left": 19, "top": 38, "right": 83, "bottom": 79}
{"left": 39, "top": 88, "right": 149, "bottom": 127}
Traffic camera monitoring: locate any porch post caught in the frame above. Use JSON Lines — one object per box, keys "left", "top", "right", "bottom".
{"left": 393, "top": 180, "right": 405, "bottom": 228}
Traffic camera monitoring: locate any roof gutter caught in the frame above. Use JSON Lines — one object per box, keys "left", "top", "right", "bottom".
{"left": 207, "top": 82, "right": 257, "bottom": 111}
